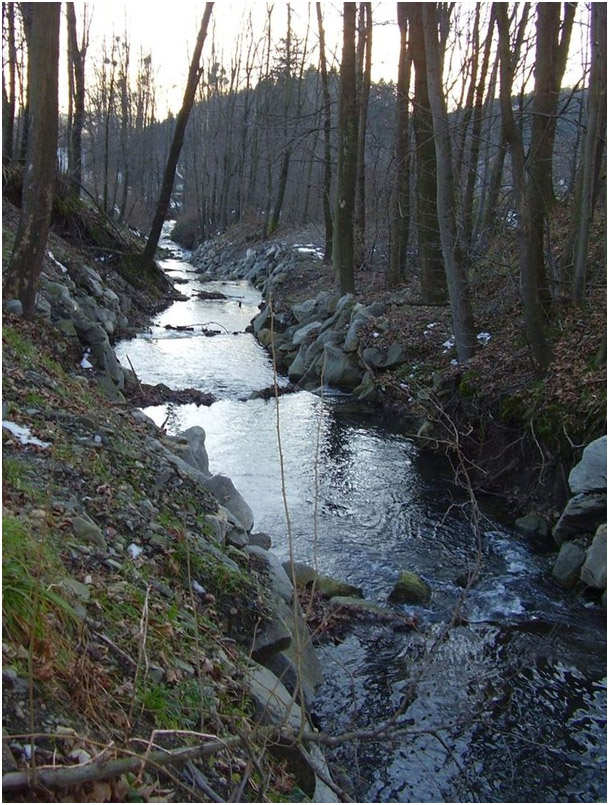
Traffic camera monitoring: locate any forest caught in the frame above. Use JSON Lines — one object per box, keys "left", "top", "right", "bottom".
{"left": 3, "top": 2, "right": 606, "bottom": 366}
{"left": 1, "top": 2, "right": 607, "bottom": 803}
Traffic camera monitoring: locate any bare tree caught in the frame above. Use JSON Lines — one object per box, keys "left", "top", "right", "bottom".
{"left": 496, "top": 2, "right": 552, "bottom": 369}
{"left": 388, "top": 2, "right": 412, "bottom": 287}
{"left": 572, "top": 1, "right": 607, "bottom": 306}
{"left": 333, "top": 2, "right": 358, "bottom": 294}
{"left": 4, "top": 3, "right": 60, "bottom": 318}
{"left": 407, "top": 3, "right": 448, "bottom": 305}
{"left": 354, "top": 1, "right": 372, "bottom": 266}
{"left": 422, "top": 3, "right": 476, "bottom": 362}
{"left": 66, "top": 2, "right": 89, "bottom": 192}
{"left": 2, "top": 3, "right": 17, "bottom": 163}
{"left": 142, "top": 3, "right": 214, "bottom": 268}
{"left": 316, "top": 2, "right": 333, "bottom": 262}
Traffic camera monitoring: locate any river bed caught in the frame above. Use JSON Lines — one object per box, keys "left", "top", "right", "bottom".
{"left": 115, "top": 231, "right": 606, "bottom": 803}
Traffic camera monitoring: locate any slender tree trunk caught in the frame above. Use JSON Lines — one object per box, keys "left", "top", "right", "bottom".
{"left": 66, "top": 3, "right": 87, "bottom": 192}
{"left": 2, "top": 3, "right": 16, "bottom": 163}
{"left": 142, "top": 3, "right": 213, "bottom": 267}
{"left": 422, "top": 4, "right": 476, "bottom": 362}
{"left": 354, "top": 2, "right": 372, "bottom": 267}
{"left": 528, "top": 2, "right": 575, "bottom": 305}
{"left": 407, "top": 3, "right": 448, "bottom": 304}
{"left": 333, "top": 2, "right": 358, "bottom": 294}
{"left": 388, "top": 2, "right": 411, "bottom": 287}
{"left": 496, "top": 2, "right": 552, "bottom": 369}
{"left": 316, "top": 2, "right": 333, "bottom": 262}
{"left": 4, "top": 3, "right": 60, "bottom": 318}
{"left": 572, "top": 2, "right": 606, "bottom": 306}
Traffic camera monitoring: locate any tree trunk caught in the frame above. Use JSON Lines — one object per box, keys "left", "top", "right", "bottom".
{"left": 422, "top": 4, "right": 476, "bottom": 363}
{"left": 528, "top": 2, "right": 575, "bottom": 305}
{"left": 572, "top": 2, "right": 607, "bottom": 306}
{"left": 388, "top": 2, "right": 411, "bottom": 287}
{"left": 354, "top": 2, "right": 372, "bottom": 267}
{"left": 407, "top": 3, "right": 448, "bottom": 305}
{"left": 142, "top": 3, "right": 214, "bottom": 268}
{"left": 2, "top": 3, "right": 16, "bottom": 163}
{"left": 4, "top": 3, "right": 60, "bottom": 318}
{"left": 332, "top": 3, "right": 358, "bottom": 294}
{"left": 496, "top": 2, "right": 552, "bottom": 369}
{"left": 316, "top": 2, "right": 333, "bottom": 262}
{"left": 66, "top": 3, "right": 87, "bottom": 192}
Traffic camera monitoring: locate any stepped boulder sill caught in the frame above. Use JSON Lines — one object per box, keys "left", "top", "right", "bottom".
{"left": 1, "top": 208, "right": 335, "bottom": 802}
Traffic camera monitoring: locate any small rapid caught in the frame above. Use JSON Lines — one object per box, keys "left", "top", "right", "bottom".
{"left": 115, "top": 229, "right": 606, "bottom": 803}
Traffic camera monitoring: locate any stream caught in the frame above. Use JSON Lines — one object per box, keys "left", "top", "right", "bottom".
{"left": 115, "top": 229, "right": 606, "bottom": 803}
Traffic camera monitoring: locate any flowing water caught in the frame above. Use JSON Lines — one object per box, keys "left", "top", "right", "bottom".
{"left": 115, "top": 230, "right": 606, "bottom": 803}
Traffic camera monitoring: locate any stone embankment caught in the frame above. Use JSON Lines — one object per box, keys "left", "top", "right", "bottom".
{"left": 2, "top": 237, "right": 339, "bottom": 800}
{"left": 192, "top": 235, "right": 608, "bottom": 609}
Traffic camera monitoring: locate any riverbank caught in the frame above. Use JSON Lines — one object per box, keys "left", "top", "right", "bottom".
{"left": 188, "top": 218, "right": 606, "bottom": 522}
{"left": 1, "top": 201, "right": 338, "bottom": 802}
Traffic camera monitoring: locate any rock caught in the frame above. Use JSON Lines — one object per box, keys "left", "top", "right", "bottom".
{"left": 225, "top": 524, "right": 249, "bottom": 548}
{"left": 552, "top": 492, "right": 607, "bottom": 544}
{"left": 282, "top": 561, "right": 318, "bottom": 588}
{"left": 60, "top": 578, "right": 91, "bottom": 602}
{"left": 328, "top": 596, "right": 387, "bottom": 615}
{"left": 293, "top": 321, "right": 323, "bottom": 346}
{"left": 552, "top": 540, "right": 587, "bottom": 588}
{"left": 247, "top": 546, "right": 294, "bottom": 604}
{"left": 322, "top": 343, "right": 363, "bottom": 390}
{"left": 249, "top": 532, "right": 272, "bottom": 549}
{"left": 73, "top": 321, "right": 124, "bottom": 389}
{"left": 580, "top": 524, "right": 607, "bottom": 589}
{"left": 353, "top": 371, "right": 377, "bottom": 402}
{"left": 4, "top": 299, "right": 23, "bottom": 317}
{"left": 251, "top": 598, "right": 293, "bottom": 663}
{"left": 388, "top": 571, "right": 431, "bottom": 605}
{"left": 204, "top": 513, "right": 228, "bottom": 543}
{"left": 169, "top": 426, "right": 210, "bottom": 475}
{"left": 569, "top": 436, "right": 607, "bottom": 494}
{"left": 515, "top": 511, "right": 551, "bottom": 539}
{"left": 282, "top": 562, "right": 363, "bottom": 599}
{"left": 72, "top": 515, "right": 107, "bottom": 550}
{"left": 315, "top": 574, "right": 363, "bottom": 599}
{"left": 244, "top": 662, "right": 304, "bottom": 731}
{"left": 202, "top": 475, "right": 254, "bottom": 533}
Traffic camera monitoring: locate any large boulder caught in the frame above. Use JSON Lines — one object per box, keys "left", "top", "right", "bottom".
{"left": 569, "top": 436, "right": 607, "bottom": 495}
{"left": 552, "top": 492, "right": 607, "bottom": 545}
{"left": 322, "top": 343, "right": 363, "bottom": 390}
{"left": 580, "top": 524, "right": 607, "bottom": 589}
{"left": 166, "top": 426, "right": 210, "bottom": 476}
{"left": 552, "top": 540, "right": 587, "bottom": 588}
{"left": 202, "top": 474, "right": 254, "bottom": 533}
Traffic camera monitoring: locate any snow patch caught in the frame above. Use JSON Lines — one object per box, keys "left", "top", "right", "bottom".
{"left": 47, "top": 250, "right": 68, "bottom": 273}
{"left": 2, "top": 420, "right": 51, "bottom": 448}
{"left": 127, "top": 543, "right": 143, "bottom": 559}
{"left": 80, "top": 349, "right": 93, "bottom": 369}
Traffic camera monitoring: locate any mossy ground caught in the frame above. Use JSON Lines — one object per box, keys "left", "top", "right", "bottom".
{"left": 2, "top": 207, "right": 307, "bottom": 802}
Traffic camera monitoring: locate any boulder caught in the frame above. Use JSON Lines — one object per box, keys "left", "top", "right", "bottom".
{"left": 247, "top": 546, "right": 294, "bottom": 604}
{"left": 282, "top": 562, "right": 363, "bottom": 599}
{"left": 552, "top": 492, "right": 607, "bottom": 545}
{"left": 569, "top": 436, "right": 607, "bottom": 494}
{"left": 353, "top": 371, "right": 378, "bottom": 402}
{"left": 552, "top": 540, "right": 587, "bottom": 588}
{"left": 202, "top": 474, "right": 254, "bottom": 533}
{"left": 322, "top": 343, "right": 363, "bottom": 390}
{"left": 580, "top": 524, "right": 607, "bottom": 589}
{"left": 388, "top": 571, "right": 431, "bottom": 605}
{"left": 72, "top": 514, "right": 107, "bottom": 550}
{"left": 170, "top": 426, "right": 210, "bottom": 476}
{"left": 293, "top": 321, "right": 323, "bottom": 346}
{"left": 249, "top": 532, "right": 272, "bottom": 550}
{"left": 515, "top": 511, "right": 551, "bottom": 539}
{"left": 73, "top": 321, "right": 124, "bottom": 389}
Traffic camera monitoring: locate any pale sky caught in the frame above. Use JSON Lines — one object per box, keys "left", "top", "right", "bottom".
{"left": 71, "top": 2, "right": 589, "bottom": 117}
{"left": 79, "top": 1, "right": 403, "bottom": 114}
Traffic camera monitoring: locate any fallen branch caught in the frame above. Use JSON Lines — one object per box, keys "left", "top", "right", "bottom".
{"left": 1, "top": 734, "right": 252, "bottom": 793}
